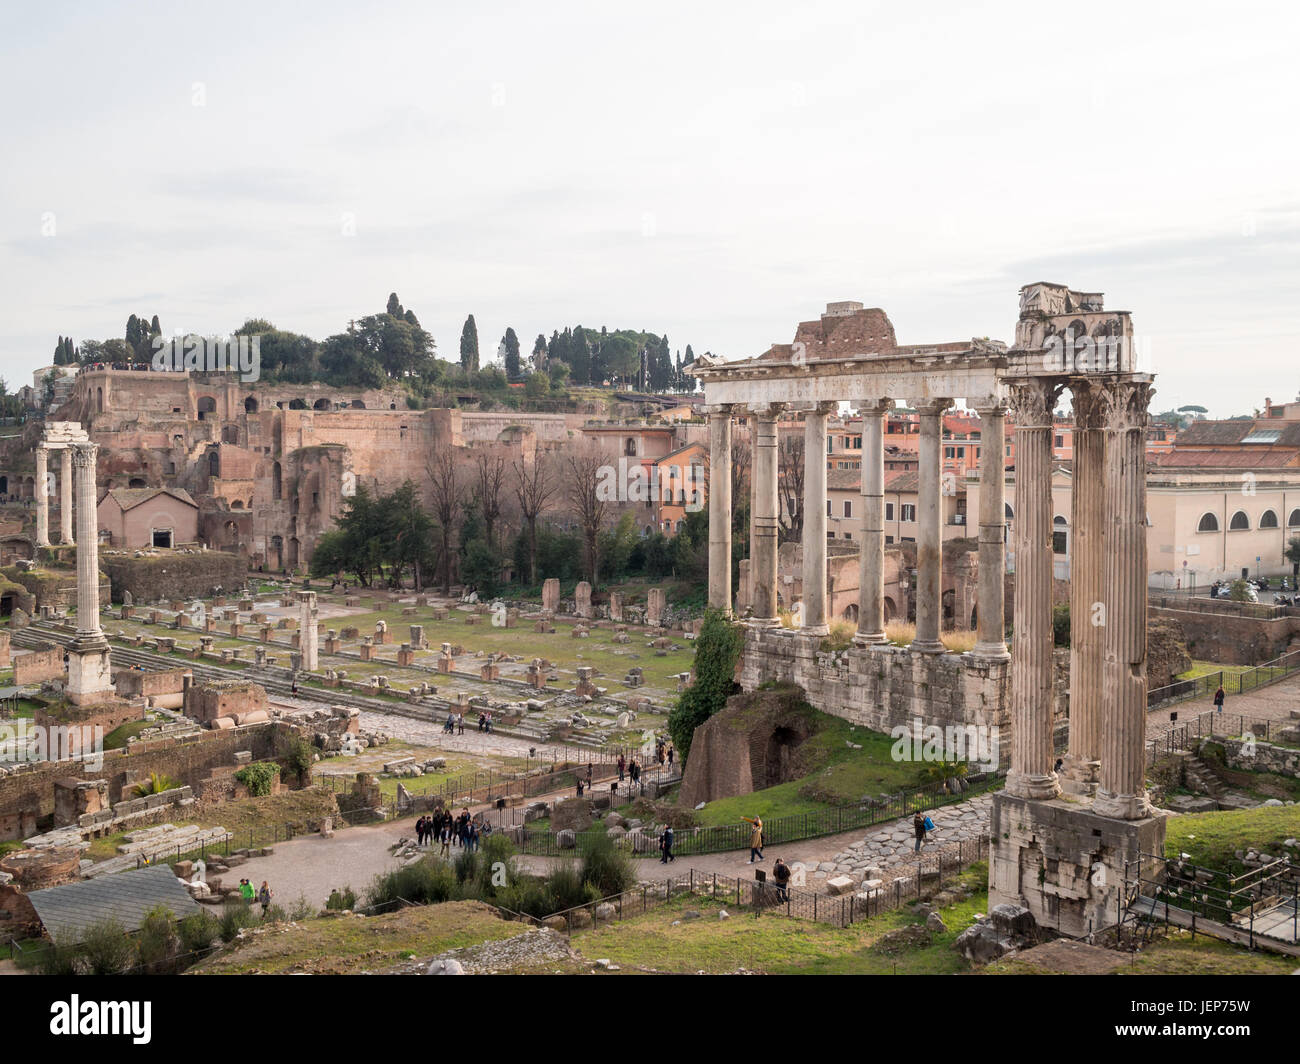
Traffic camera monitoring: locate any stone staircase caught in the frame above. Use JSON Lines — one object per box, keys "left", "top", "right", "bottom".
{"left": 1183, "top": 754, "right": 1225, "bottom": 799}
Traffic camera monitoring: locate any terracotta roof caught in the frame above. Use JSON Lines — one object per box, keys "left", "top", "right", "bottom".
{"left": 827, "top": 469, "right": 861, "bottom": 491}
{"left": 105, "top": 487, "right": 197, "bottom": 511}
{"left": 1154, "top": 450, "right": 1299, "bottom": 469}
{"left": 885, "top": 471, "right": 919, "bottom": 493}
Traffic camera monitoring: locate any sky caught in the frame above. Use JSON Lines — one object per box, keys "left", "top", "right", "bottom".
{"left": 1, "top": 0, "right": 1297, "bottom": 417}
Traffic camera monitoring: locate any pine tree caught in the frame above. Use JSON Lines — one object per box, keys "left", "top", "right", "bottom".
{"left": 149, "top": 314, "right": 161, "bottom": 337}
{"left": 531, "top": 333, "right": 547, "bottom": 371}
{"left": 387, "top": 292, "right": 402, "bottom": 318}
{"left": 460, "top": 315, "right": 480, "bottom": 372}
{"left": 502, "top": 327, "right": 521, "bottom": 380}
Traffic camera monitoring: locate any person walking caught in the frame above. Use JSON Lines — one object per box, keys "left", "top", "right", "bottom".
{"left": 773, "top": 858, "right": 791, "bottom": 903}
{"left": 742, "top": 815, "right": 764, "bottom": 862}
{"left": 659, "top": 825, "right": 675, "bottom": 863}
{"left": 666, "top": 743, "right": 674, "bottom": 767}
{"left": 617, "top": 754, "right": 626, "bottom": 782}
{"left": 1214, "top": 683, "right": 1225, "bottom": 713}
{"left": 913, "top": 810, "right": 927, "bottom": 853}
{"left": 239, "top": 878, "right": 255, "bottom": 903}
{"left": 257, "top": 881, "right": 273, "bottom": 910}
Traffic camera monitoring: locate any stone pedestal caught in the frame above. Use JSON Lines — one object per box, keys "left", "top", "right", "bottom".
{"left": 989, "top": 791, "right": 1166, "bottom": 939}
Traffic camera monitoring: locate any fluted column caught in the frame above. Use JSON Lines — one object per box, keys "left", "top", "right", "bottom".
{"left": 750, "top": 404, "right": 782, "bottom": 626}
{"left": 72, "top": 443, "right": 106, "bottom": 646}
{"left": 1063, "top": 380, "right": 1106, "bottom": 791}
{"left": 59, "top": 446, "right": 74, "bottom": 545}
{"left": 1006, "top": 379, "right": 1061, "bottom": 800}
{"left": 801, "top": 402, "right": 833, "bottom": 634}
{"left": 707, "top": 406, "right": 733, "bottom": 612}
{"left": 35, "top": 446, "right": 49, "bottom": 547}
{"left": 911, "top": 399, "right": 950, "bottom": 653}
{"left": 1094, "top": 379, "right": 1155, "bottom": 820}
{"left": 855, "top": 399, "right": 890, "bottom": 645}
{"left": 971, "top": 399, "right": 1010, "bottom": 661}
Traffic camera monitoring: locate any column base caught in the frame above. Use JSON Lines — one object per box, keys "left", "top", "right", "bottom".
{"left": 746, "top": 616, "right": 782, "bottom": 630}
{"left": 1060, "top": 755, "right": 1101, "bottom": 798}
{"left": 909, "top": 639, "right": 946, "bottom": 655}
{"left": 1005, "top": 769, "right": 1061, "bottom": 801}
{"left": 1092, "top": 788, "right": 1152, "bottom": 821}
{"left": 800, "top": 624, "right": 830, "bottom": 637}
{"left": 970, "top": 641, "right": 1010, "bottom": 663}
{"left": 36, "top": 537, "right": 51, "bottom": 548}
{"left": 853, "top": 629, "right": 888, "bottom": 647}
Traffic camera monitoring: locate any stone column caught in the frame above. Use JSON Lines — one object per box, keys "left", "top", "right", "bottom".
{"left": 707, "top": 406, "right": 733, "bottom": 612}
{"left": 749, "top": 403, "right": 782, "bottom": 626}
{"left": 1063, "top": 380, "right": 1106, "bottom": 791}
{"left": 854, "top": 399, "right": 890, "bottom": 645}
{"left": 298, "top": 591, "right": 319, "bottom": 672}
{"left": 911, "top": 399, "right": 950, "bottom": 653}
{"left": 34, "top": 446, "right": 49, "bottom": 547}
{"left": 59, "top": 446, "right": 74, "bottom": 545}
{"left": 971, "top": 398, "right": 1010, "bottom": 661}
{"left": 1005, "top": 379, "right": 1061, "bottom": 800}
{"left": 1094, "top": 379, "right": 1155, "bottom": 820}
{"left": 801, "top": 402, "right": 833, "bottom": 634}
{"left": 72, "top": 443, "right": 105, "bottom": 644}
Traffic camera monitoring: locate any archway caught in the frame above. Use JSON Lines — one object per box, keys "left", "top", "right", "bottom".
{"left": 272, "top": 462, "right": 282, "bottom": 500}
{"left": 313, "top": 398, "right": 331, "bottom": 410}
{"left": 289, "top": 398, "right": 308, "bottom": 410}
{"left": 197, "top": 396, "right": 217, "bottom": 421}
{"left": 350, "top": 399, "right": 366, "bottom": 409}
{"left": 270, "top": 535, "right": 283, "bottom": 570}
{"left": 129, "top": 477, "right": 146, "bottom": 489}
{"left": 842, "top": 602, "right": 859, "bottom": 622}
{"left": 883, "top": 596, "right": 897, "bottom": 623}
{"left": 244, "top": 396, "right": 259, "bottom": 413}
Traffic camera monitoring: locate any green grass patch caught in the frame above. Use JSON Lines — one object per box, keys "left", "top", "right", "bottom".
{"left": 1164, "top": 805, "right": 1300, "bottom": 874}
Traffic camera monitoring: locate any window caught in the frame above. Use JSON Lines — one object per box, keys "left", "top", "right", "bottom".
{"left": 1229, "top": 510, "right": 1250, "bottom": 531}
{"left": 1260, "top": 509, "right": 1279, "bottom": 529}
{"left": 826, "top": 500, "right": 832, "bottom": 517}
{"left": 1055, "top": 435, "right": 1064, "bottom": 448}
{"left": 1005, "top": 503, "right": 1014, "bottom": 520}
{"left": 1053, "top": 516, "right": 1068, "bottom": 555}
{"left": 843, "top": 500, "right": 852, "bottom": 518}
{"left": 901, "top": 504, "right": 916, "bottom": 522}
{"left": 152, "top": 529, "right": 173, "bottom": 548}
{"left": 1197, "top": 512, "right": 1219, "bottom": 533}
{"left": 885, "top": 535, "right": 894, "bottom": 545}
{"left": 885, "top": 502, "right": 895, "bottom": 521}
{"left": 1290, "top": 508, "right": 1300, "bottom": 527}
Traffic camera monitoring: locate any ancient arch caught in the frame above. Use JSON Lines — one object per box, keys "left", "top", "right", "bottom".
{"left": 244, "top": 396, "right": 259, "bottom": 413}
{"left": 1197, "top": 512, "right": 1219, "bottom": 533}
{"left": 197, "top": 396, "right": 217, "bottom": 420}
{"left": 289, "top": 398, "right": 308, "bottom": 410}
{"left": 313, "top": 398, "right": 331, "bottom": 410}
{"left": 351, "top": 399, "right": 366, "bottom": 409}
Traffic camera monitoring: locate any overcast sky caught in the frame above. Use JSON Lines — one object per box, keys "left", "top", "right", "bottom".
{"left": 1, "top": 0, "right": 1297, "bottom": 416}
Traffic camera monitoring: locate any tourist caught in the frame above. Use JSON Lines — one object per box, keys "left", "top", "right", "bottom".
{"left": 1054, "top": 757, "right": 1064, "bottom": 773}
{"left": 743, "top": 815, "right": 764, "bottom": 862}
{"left": 457, "top": 714, "right": 465, "bottom": 735}
{"left": 773, "top": 857, "right": 791, "bottom": 902}
{"left": 1214, "top": 684, "right": 1225, "bottom": 713}
{"left": 617, "top": 754, "right": 626, "bottom": 782}
{"left": 666, "top": 743, "right": 674, "bottom": 767}
{"left": 258, "top": 881, "right": 273, "bottom": 909}
{"left": 629, "top": 758, "right": 641, "bottom": 792}
{"left": 239, "top": 878, "right": 255, "bottom": 902}
{"left": 913, "top": 811, "right": 927, "bottom": 853}
{"left": 659, "top": 824, "right": 675, "bottom": 863}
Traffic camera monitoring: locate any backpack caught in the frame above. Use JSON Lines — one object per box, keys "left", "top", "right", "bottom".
{"left": 923, "top": 815, "right": 935, "bottom": 832}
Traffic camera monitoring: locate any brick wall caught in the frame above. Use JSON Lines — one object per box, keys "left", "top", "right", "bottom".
{"left": 1149, "top": 605, "right": 1300, "bottom": 666}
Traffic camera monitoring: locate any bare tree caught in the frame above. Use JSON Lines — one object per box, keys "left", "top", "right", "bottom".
{"left": 729, "top": 423, "right": 752, "bottom": 547}
{"left": 425, "top": 451, "right": 463, "bottom": 593}
{"left": 513, "top": 453, "right": 558, "bottom": 585}
{"left": 567, "top": 451, "right": 610, "bottom": 585}
{"left": 473, "top": 451, "right": 507, "bottom": 551}
{"left": 777, "top": 431, "right": 805, "bottom": 544}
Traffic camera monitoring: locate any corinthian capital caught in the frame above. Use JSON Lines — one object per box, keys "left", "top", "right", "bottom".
{"left": 1100, "top": 379, "right": 1155, "bottom": 432}
{"left": 1008, "top": 379, "right": 1062, "bottom": 429}
{"left": 71, "top": 443, "right": 98, "bottom": 471}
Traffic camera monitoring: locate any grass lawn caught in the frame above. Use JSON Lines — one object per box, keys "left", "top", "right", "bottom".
{"left": 1164, "top": 805, "right": 1300, "bottom": 874}
{"left": 692, "top": 708, "right": 938, "bottom": 828}
{"left": 103, "top": 718, "right": 158, "bottom": 750}
{"left": 1177, "top": 660, "right": 1289, "bottom": 686}
{"left": 570, "top": 863, "right": 990, "bottom": 974}
{"left": 193, "top": 900, "right": 522, "bottom": 974}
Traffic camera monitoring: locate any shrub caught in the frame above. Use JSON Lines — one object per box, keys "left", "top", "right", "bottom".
{"left": 132, "top": 771, "right": 179, "bottom": 798}
{"left": 177, "top": 909, "right": 220, "bottom": 954}
{"left": 1052, "top": 603, "right": 1071, "bottom": 647}
{"left": 542, "top": 860, "right": 600, "bottom": 914}
{"left": 289, "top": 894, "right": 316, "bottom": 921}
{"left": 578, "top": 825, "right": 636, "bottom": 898}
{"left": 80, "top": 918, "right": 137, "bottom": 974}
{"left": 135, "top": 905, "right": 179, "bottom": 974}
{"left": 234, "top": 761, "right": 280, "bottom": 797}
{"left": 35, "top": 937, "right": 81, "bottom": 976}
{"left": 326, "top": 886, "right": 358, "bottom": 911}
{"left": 219, "top": 898, "right": 259, "bottom": 942}
{"left": 365, "top": 859, "right": 456, "bottom": 911}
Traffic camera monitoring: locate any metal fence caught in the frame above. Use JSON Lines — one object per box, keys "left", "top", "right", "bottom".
{"left": 532, "top": 834, "right": 990, "bottom": 932}
{"left": 506, "top": 773, "right": 998, "bottom": 858}
{"left": 1146, "top": 647, "right": 1300, "bottom": 712}
{"left": 1145, "top": 708, "right": 1296, "bottom": 764}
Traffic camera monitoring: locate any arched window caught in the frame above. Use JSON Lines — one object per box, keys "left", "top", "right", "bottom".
{"left": 244, "top": 396, "right": 259, "bottom": 413}
{"left": 1229, "top": 510, "right": 1250, "bottom": 531}
{"left": 208, "top": 450, "right": 220, "bottom": 478}
{"left": 625, "top": 438, "right": 637, "bottom": 456}
{"left": 197, "top": 396, "right": 217, "bottom": 420}
{"left": 231, "top": 499, "right": 244, "bottom": 510}
{"left": 314, "top": 398, "right": 331, "bottom": 410}
{"left": 1289, "top": 509, "right": 1300, "bottom": 528}
{"left": 1197, "top": 512, "right": 1219, "bottom": 533}
{"left": 289, "top": 398, "right": 307, "bottom": 410}
{"left": 1260, "top": 509, "right": 1279, "bottom": 529}
{"left": 1053, "top": 515, "right": 1068, "bottom": 555}
{"left": 1004, "top": 502, "right": 1014, "bottom": 520}
{"left": 128, "top": 477, "right": 146, "bottom": 489}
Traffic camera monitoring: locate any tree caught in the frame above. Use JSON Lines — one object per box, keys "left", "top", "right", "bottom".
{"left": 387, "top": 480, "right": 436, "bottom": 590}
{"left": 502, "top": 327, "right": 521, "bottom": 381}
{"left": 460, "top": 315, "right": 480, "bottom": 373}
{"left": 1285, "top": 536, "right": 1300, "bottom": 578}
{"left": 531, "top": 333, "right": 547, "bottom": 372}
{"left": 667, "top": 609, "right": 744, "bottom": 763}
{"left": 472, "top": 452, "right": 507, "bottom": 551}
{"left": 569, "top": 327, "right": 591, "bottom": 385}
{"left": 387, "top": 292, "right": 403, "bottom": 318}
{"left": 567, "top": 451, "right": 610, "bottom": 584}
{"left": 425, "top": 451, "right": 463, "bottom": 593}
{"left": 514, "top": 454, "right": 557, "bottom": 585}
{"left": 776, "top": 432, "right": 805, "bottom": 543}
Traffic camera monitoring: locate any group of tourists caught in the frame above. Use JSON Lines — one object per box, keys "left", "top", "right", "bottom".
{"left": 415, "top": 808, "right": 485, "bottom": 853}
{"left": 477, "top": 711, "right": 493, "bottom": 733}
{"left": 443, "top": 713, "right": 465, "bottom": 735}
{"left": 237, "top": 878, "right": 273, "bottom": 908}
{"left": 615, "top": 754, "right": 643, "bottom": 786}
{"left": 653, "top": 738, "right": 675, "bottom": 767}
